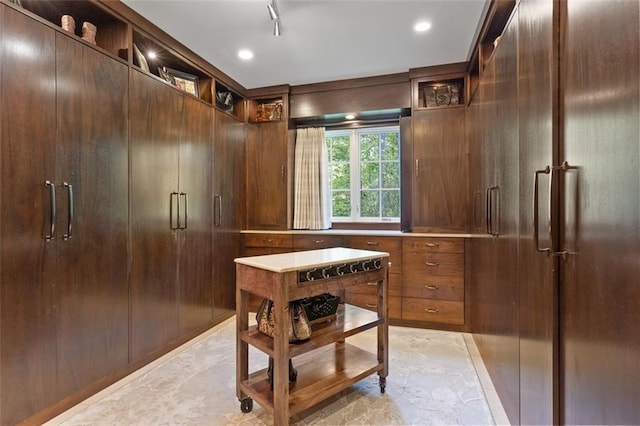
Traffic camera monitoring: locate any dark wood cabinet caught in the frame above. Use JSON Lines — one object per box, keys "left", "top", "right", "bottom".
{"left": 130, "top": 71, "right": 183, "bottom": 360}
{"left": 1, "top": 6, "right": 128, "bottom": 424}
{"left": 1, "top": 8, "right": 57, "bottom": 425}
{"left": 411, "top": 107, "right": 467, "bottom": 233}
{"left": 177, "top": 96, "right": 214, "bottom": 336}
{"left": 213, "top": 110, "right": 247, "bottom": 316}
{"left": 561, "top": 0, "right": 639, "bottom": 423}
{"left": 246, "top": 121, "right": 289, "bottom": 230}
{"left": 130, "top": 71, "right": 214, "bottom": 360}
{"left": 54, "top": 32, "right": 130, "bottom": 401}
{"left": 468, "top": 0, "right": 640, "bottom": 423}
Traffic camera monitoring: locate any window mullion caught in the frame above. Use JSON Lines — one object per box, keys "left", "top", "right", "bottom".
{"left": 350, "top": 129, "right": 360, "bottom": 220}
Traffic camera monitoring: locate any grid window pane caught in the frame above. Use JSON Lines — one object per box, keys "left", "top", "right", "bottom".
{"left": 381, "top": 133, "right": 399, "bottom": 160}
{"left": 360, "top": 190, "right": 380, "bottom": 217}
{"left": 329, "top": 163, "right": 350, "bottom": 190}
{"left": 359, "top": 133, "right": 380, "bottom": 162}
{"left": 360, "top": 162, "right": 380, "bottom": 189}
{"left": 332, "top": 191, "right": 350, "bottom": 217}
{"left": 381, "top": 162, "right": 400, "bottom": 188}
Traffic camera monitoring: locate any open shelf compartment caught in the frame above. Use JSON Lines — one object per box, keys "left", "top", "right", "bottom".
{"left": 240, "top": 342, "right": 383, "bottom": 417}
{"left": 240, "top": 304, "right": 381, "bottom": 358}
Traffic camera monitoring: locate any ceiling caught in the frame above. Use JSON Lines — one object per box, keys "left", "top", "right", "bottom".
{"left": 121, "top": 0, "right": 490, "bottom": 90}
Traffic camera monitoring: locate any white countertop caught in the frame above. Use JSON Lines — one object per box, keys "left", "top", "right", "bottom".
{"left": 234, "top": 247, "right": 389, "bottom": 273}
{"left": 241, "top": 229, "right": 472, "bottom": 238}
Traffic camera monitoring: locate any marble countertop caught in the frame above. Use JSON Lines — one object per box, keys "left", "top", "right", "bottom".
{"left": 234, "top": 247, "right": 389, "bottom": 273}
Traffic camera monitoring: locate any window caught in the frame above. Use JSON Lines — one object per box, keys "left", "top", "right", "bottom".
{"left": 326, "top": 126, "right": 400, "bottom": 222}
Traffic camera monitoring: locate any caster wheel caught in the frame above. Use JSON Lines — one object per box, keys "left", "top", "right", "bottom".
{"left": 379, "top": 377, "right": 386, "bottom": 394}
{"left": 240, "top": 398, "right": 253, "bottom": 413}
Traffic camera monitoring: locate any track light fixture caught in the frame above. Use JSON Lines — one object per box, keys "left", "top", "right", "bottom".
{"left": 267, "top": 0, "right": 282, "bottom": 36}
{"left": 267, "top": 0, "right": 279, "bottom": 20}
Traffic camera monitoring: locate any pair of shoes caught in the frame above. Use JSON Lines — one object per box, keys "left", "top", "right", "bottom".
{"left": 267, "top": 357, "right": 297, "bottom": 390}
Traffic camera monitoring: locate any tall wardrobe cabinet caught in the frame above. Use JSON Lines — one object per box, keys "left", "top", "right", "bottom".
{"left": 130, "top": 71, "right": 214, "bottom": 362}
{"left": 469, "top": 0, "right": 639, "bottom": 424}
{"left": 1, "top": 6, "right": 129, "bottom": 425}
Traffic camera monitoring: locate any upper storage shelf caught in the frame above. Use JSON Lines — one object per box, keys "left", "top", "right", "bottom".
{"left": 132, "top": 30, "right": 214, "bottom": 105}
{"left": 12, "top": 0, "right": 247, "bottom": 111}
{"left": 16, "top": 0, "right": 128, "bottom": 59}
{"left": 412, "top": 74, "right": 467, "bottom": 110}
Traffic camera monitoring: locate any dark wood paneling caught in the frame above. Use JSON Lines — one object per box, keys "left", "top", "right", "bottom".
{"left": 177, "top": 96, "right": 214, "bottom": 335}
{"left": 289, "top": 81, "right": 410, "bottom": 118}
{"left": 412, "top": 107, "right": 468, "bottom": 232}
{"left": 491, "top": 12, "right": 520, "bottom": 422}
{"left": 129, "top": 71, "right": 182, "bottom": 361}
{"left": 246, "top": 121, "right": 288, "bottom": 229}
{"left": 0, "top": 7, "right": 57, "bottom": 425}
{"left": 213, "top": 111, "right": 247, "bottom": 315}
{"left": 517, "top": 0, "right": 557, "bottom": 424}
{"left": 468, "top": 9, "right": 521, "bottom": 423}
{"left": 561, "top": 0, "right": 640, "bottom": 423}
{"left": 54, "top": 32, "right": 129, "bottom": 399}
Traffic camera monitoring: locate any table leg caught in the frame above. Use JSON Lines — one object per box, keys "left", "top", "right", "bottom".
{"left": 236, "top": 286, "right": 249, "bottom": 404}
{"left": 273, "top": 284, "right": 290, "bottom": 425}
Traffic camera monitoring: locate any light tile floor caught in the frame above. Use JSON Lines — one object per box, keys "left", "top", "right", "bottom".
{"left": 46, "top": 317, "right": 510, "bottom": 425}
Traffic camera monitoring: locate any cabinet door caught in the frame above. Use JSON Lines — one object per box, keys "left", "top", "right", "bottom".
{"left": 54, "top": 33, "right": 129, "bottom": 397}
{"left": 130, "top": 71, "right": 182, "bottom": 360}
{"left": 213, "top": 111, "right": 246, "bottom": 315}
{"left": 0, "top": 8, "right": 57, "bottom": 425}
{"left": 561, "top": 0, "right": 640, "bottom": 423}
{"left": 412, "top": 107, "right": 467, "bottom": 232}
{"left": 246, "top": 121, "right": 288, "bottom": 229}
{"left": 517, "top": 0, "right": 557, "bottom": 424}
{"left": 177, "top": 96, "right": 213, "bottom": 334}
{"left": 491, "top": 16, "right": 521, "bottom": 423}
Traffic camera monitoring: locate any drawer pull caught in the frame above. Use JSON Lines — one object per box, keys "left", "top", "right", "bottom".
{"left": 366, "top": 282, "right": 378, "bottom": 286}
{"left": 425, "top": 261, "right": 440, "bottom": 267}
{"left": 366, "top": 303, "right": 378, "bottom": 308}
{"left": 425, "top": 308, "right": 440, "bottom": 313}
{"left": 313, "top": 239, "right": 324, "bottom": 244}
{"left": 263, "top": 238, "right": 274, "bottom": 243}
{"left": 366, "top": 241, "right": 379, "bottom": 246}
{"left": 425, "top": 285, "right": 440, "bottom": 290}
{"left": 426, "top": 242, "right": 440, "bottom": 248}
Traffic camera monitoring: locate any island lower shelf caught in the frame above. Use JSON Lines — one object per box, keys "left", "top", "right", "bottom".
{"left": 240, "top": 341, "right": 382, "bottom": 417}
{"left": 240, "top": 304, "right": 381, "bottom": 358}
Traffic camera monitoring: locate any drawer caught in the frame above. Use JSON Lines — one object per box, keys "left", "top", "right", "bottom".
{"left": 402, "top": 252, "right": 464, "bottom": 277}
{"left": 402, "top": 274, "right": 464, "bottom": 301}
{"left": 293, "top": 234, "right": 345, "bottom": 250}
{"left": 343, "top": 294, "right": 402, "bottom": 320}
{"left": 402, "top": 298, "right": 464, "bottom": 325}
{"left": 346, "top": 236, "right": 402, "bottom": 272}
{"left": 243, "top": 247, "right": 292, "bottom": 257}
{"left": 345, "top": 273, "right": 402, "bottom": 297}
{"left": 402, "top": 237, "right": 463, "bottom": 254}
{"left": 244, "top": 233, "right": 292, "bottom": 248}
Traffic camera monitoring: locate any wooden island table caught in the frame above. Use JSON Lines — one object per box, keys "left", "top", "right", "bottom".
{"left": 235, "top": 247, "right": 389, "bottom": 425}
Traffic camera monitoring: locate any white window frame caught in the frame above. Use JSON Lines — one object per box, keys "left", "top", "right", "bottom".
{"left": 326, "top": 125, "right": 400, "bottom": 223}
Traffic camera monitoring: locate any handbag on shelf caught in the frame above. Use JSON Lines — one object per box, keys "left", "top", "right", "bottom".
{"left": 300, "top": 293, "right": 340, "bottom": 325}
{"left": 256, "top": 298, "right": 311, "bottom": 342}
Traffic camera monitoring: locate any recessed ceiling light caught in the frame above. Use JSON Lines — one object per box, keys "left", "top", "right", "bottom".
{"left": 345, "top": 114, "right": 356, "bottom": 120}
{"left": 414, "top": 21, "right": 431, "bottom": 32}
{"left": 238, "top": 49, "right": 254, "bottom": 60}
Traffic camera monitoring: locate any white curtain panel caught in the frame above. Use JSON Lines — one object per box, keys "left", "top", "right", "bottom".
{"left": 293, "top": 127, "right": 331, "bottom": 229}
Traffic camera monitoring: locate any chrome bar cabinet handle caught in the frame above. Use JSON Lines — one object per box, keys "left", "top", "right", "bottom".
{"left": 63, "top": 182, "right": 73, "bottom": 240}
{"left": 179, "top": 192, "right": 188, "bottom": 230}
{"left": 533, "top": 166, "right": 551, "bottom": 253}
{"left": 44, "top": 180, "right": 56, "bottom": 241}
